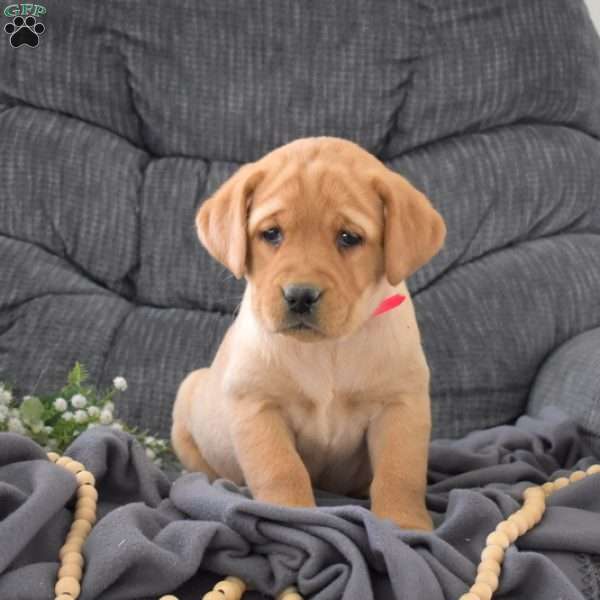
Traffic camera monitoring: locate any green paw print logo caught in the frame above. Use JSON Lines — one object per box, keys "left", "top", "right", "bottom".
{"left": 3, "top": 3, "right": 46, "bottom": 47}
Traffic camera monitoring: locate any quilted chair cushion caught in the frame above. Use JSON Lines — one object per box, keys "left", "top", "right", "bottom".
{"left": 1, "top": 0, "right": 600, "bottom": 440}
{"left": 528, "top": 327, "right": 600, "bottom": 455}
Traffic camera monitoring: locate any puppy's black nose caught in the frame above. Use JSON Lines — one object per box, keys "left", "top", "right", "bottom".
{"left": 282, "top": 284, "right": 322, "bottom": 314}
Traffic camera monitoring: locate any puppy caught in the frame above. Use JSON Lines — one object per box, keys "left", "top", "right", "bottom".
{"left": 171, "top": 137, "right": 445, "bottom": 530}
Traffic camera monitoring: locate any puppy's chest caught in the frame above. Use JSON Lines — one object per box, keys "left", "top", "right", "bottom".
{"left": 280, "top": 351, "right": 384, "bottom": 453}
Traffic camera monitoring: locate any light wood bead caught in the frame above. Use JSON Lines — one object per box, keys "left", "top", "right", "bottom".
{"left": 56, "top": 456, "right": 73, "bottom": 467}
{"left": 568, "top": 470, "right": 586, "bottom": 482}
{"left": 77, "top": 485, "right": 98, "bottom": 501}
{"left": 277, "top": 586, "right": 299, "bottom": 600}
{"left": 470, "top": 582, "right": 493, "bottom": 600}
{"left": 63, "top": 542, "right": 85, "bottom": 556}
{"left": 481, "top": 545, "right": 504, "bottom": 563}
{"left": 158, "top": 596, "right": 179, "bottom": 600}
{"left": 65, "top": 529, "right": 87, "bottom": 546}
{"left": 214, "top": 580, "right": 243, "bottom": 599}
{"left": 485, "top": 531, "right": 510, "bottom": 550}
{"left": 587, "top": 464, "right": 600, "bottom": 475}
{"left": 524, "top": 495, "right": 545, "bottom": 508}
{"left": 55, "top": 576, "right": 80, "bottom": 597}
{"left": 477, "top": 559, "right": 501, "bottom": 577}
{"left": 62, "top": 551, "right": 84, "bottom": 567}
{"left": 542, "top": 482, "right": 555, "bottom": 495}
{"left": 508, "top": 511, "right": 530, "bottom": 535}
{"left": 281, "top": 594, "right": 303, "bottom": 600}
{"left": 522, "top": 504, "right": 544, "bottom": 527}
{"left": 525, "top": 492, "right": 545, "bottom": 504}
{"left": 527, "top": 498, "right": 546, "bottom": 514}
{"left": 552, "top": 477, "right": 570, "bottom": 491}
{"left": 65, "top": 461, "right": 85, "bottom": 474}
{"left": 47, "top": 452, "right": 60, "bottom": 463}
{"left": 475, "top": 570, "right": 499, "bottom": 591}
{"left": 523, "top": 486, "right": 545, "bottom": 501}
{"left": 58, "top": 562, "right": 82, "bottom": 580}
{"left": 74, "top": 507, "right": 97, "bottom": 524}
{"left": 226, "top": 576, "right": 247, "bottom": 594}
{"left": 496, "top": 520, "right": 520, "bottom": 543}
{"left": 55, "top": 594, "right": 74, "bottom": 600}
{"left": 71, "top": 519, "right": 92, "bottom": 536}
{"left": 76, "top": 497, "right": 97, "bottom": 511}
{"left": 203, "top": 592, "right": 228, "bottom": 600}
{"left": 522, "top": 505, "right": 543, "bottom": 528}
{"left": 523, "top": 498, "right": 545, "bottom": 516}
{"left": 76, "top": 471, "right": 96, "bottom": 486}
{"left": 59, "top": 542, "right": 84, "bottom": 559}
{"left": 458, "top": 594, "right": 481, "bottom": 600}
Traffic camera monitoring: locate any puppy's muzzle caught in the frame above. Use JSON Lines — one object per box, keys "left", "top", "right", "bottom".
{"left": 282, "top": 284, "right": 322, "bottom": 315}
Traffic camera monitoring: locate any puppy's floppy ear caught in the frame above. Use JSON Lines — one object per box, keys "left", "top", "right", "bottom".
{"left": 196, "top": 164, "right": 264, "bottom": 279}
{"left": 370, "top": 169, "right": 446, "bottom": 286}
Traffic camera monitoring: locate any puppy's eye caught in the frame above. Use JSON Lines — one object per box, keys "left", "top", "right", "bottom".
{"left": 261, "top": 227, "right": 283, "bottom": 246}
{"left": 337, "top": 230, "right": 363, "bottom": 249}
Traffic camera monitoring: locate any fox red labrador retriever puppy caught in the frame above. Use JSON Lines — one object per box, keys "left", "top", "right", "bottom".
{"left": 172, "top": 137, "right": 445, "bottom": 530}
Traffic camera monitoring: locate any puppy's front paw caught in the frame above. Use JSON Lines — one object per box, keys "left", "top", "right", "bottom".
{"left": 255, "top": 486, "right": 316, "bottom": 509}
{"left": 372, "top": 501, "right": 433, "bottom": 531}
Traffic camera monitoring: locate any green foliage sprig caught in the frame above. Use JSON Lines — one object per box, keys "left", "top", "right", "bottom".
{"left": 0, "top": 363, "right": 177, "bottom": 470}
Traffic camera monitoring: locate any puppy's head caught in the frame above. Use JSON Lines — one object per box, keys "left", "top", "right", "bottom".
{"left": 196, "top": 138, "right": 445, "bottom": 341}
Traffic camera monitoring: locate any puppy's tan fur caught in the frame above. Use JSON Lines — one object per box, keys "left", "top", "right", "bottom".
{"left": 171, "top": 137, "right": 445, "bottom": 530}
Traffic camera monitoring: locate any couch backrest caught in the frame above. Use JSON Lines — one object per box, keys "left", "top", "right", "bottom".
{"left": 1, "top": 0, "right": 600, "bottom": 440}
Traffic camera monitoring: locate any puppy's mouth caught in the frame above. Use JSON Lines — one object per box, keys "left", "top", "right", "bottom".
{"left": 287, "top": 321, "right": 316, "bottom": 332}
{"left": 280, "top": 317, "right": 324, "bottom": 336}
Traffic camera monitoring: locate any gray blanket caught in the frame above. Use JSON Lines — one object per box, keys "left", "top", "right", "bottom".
{"left": 1, "top": 407, "right": 599, "bottom": 600}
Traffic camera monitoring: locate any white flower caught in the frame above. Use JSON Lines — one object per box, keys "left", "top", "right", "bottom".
{"left": 0, "top": 387, "right": 12, "bottom": 405}
{"left": 0, "top": 405, "right": 8, "bottom": 422}
{"left": 113, "top": 377, "right": 127, "bottom": 391}
{"left": 44, "top": 426, "right": 53, "bottom": 434}
{"left": 87, "top": 423, "right": 98, "bottom": 430}
{"left": 71, "top": 394, "right": 87, "bottom": 409}
{"left": 111, "top": 422, "right": 123, "bottom": 431}
{"left": 145, "top": 448, "right": 156, "bottom": 460}
{"left": 74, "top": 409, "right": 88, "bottom": 423}
{"left": 53, "top": 397, "right": 68, "bottom": 412}
{"left": 103, "top": 401, "right": 114, "bottom": 413}
{"left": 62, "top": 411, "right": 74, "bottom": 422}
{"left": 87, "top": 406, "right": 100, "bottom": 417}
{"left": 23, "top": 395, "right": 37, "bottom": 402}
{"left": 144, "top": 436, "right": 156, "bottom": 445}
{"left": 8, "top": 417, "right": 25, "bottom": 435}
{"left": 99, "top": 410, "right": 113, "bottom": 425}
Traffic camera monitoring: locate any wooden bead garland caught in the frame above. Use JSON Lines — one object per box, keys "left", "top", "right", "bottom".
{"left": 458, "top": 463, "right": 600, "bottom": 600}
{"left": 48, "top": 448, "right": 598, "bottom": 600}
{"left": 47, "top": 451, "right": 98, "bottom": 600}
{"left": 158, "top": 575, "right": 253, "bottom": 600}
{"left": 157, "top": 579, "right": 306, "bottom": 600}
{"left": 276, "top": 586, "right": 304, "bottom": 600}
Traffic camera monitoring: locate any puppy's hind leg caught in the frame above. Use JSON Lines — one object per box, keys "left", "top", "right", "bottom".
{"left": 171, "top": 369, "right": 218, "bottom": 479}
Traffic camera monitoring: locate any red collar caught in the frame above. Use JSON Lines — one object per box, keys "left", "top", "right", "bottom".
{"left": 372, "top": 294, "right": 406, "bottom": 317}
